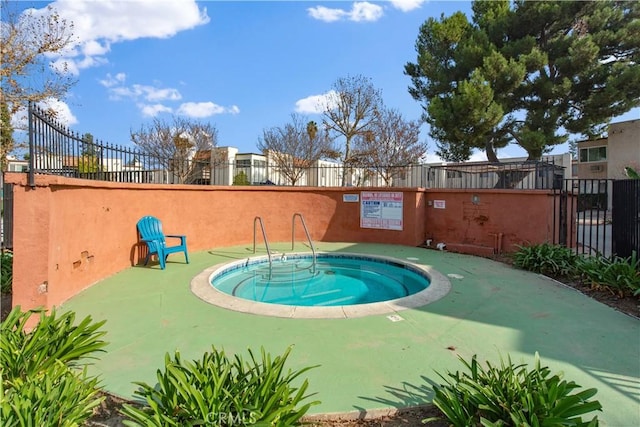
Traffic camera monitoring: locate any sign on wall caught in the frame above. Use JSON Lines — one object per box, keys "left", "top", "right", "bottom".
{"left": 360, "top": 191, "right": 403, "bottom": 231}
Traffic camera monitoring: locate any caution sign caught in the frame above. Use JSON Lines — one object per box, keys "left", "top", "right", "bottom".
{"left": 360, "top": 191, "right": 403, "bottom": 231}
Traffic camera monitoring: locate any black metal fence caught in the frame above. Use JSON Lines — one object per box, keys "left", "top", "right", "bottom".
{"left": 1, "top": 182, "right": 13, "bottom": 249}
{"left": 425, "top": 160, "right": 564, "bottom": 190}
{"left": 553, "top": 178, "right": 640, "bottom": 258}
{"left": 19, "top": 103, "right": 565, "bottom": 189}
{"left": 27, "top": 103, "right": 168, "bottom": 187}
{"left": 612, "top": 179, "right": 640, "bottom": 258}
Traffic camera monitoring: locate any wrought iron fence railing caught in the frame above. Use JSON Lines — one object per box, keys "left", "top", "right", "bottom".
{"left": 20, "top": 103, "right": 565, "bottom": 190}
{"left": 553, "top": 178, "right": 640, "bottom": 258}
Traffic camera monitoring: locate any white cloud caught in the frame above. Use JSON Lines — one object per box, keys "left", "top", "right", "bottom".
{"left": 389, "top": 0, "right": 427, "bottom": 12}
{"left": 177, "top": 102, "right": 238, "bottom": 118}
{"left": 28, "top": 0, "right": 210, "bottom": 74}
{"left": 136, "top": 86, "right": 182, "bottom": 102}
{"left": 139, "top": 103, "right": 172, "bottom": 117}
{"left": 10, "top": 107, "right": 29, "bottom": 131}
{"left": 82, "top": 40, "right": 111, "bottom": 57}
{"left": 295, "top": 90, "right": 338, "bottom": 114}
{"left": 54, "top": 0, "right": 210, "bottom": 41}
{"left": 39, "top": 98, "right": 78, "bottom": 126}
{"left": 100, "top": 77, "right": 182, "bottom": 103}
{"left": 50, "top": 58, "right": 78, "bottom": 76}
{"left": 307, "top": 6, "right": 347, "bottom": 23}
{"left": 99, "top": 73, "right": 126, "bottom": 88}
{"left": 308, "top": 2, "right": 383, "bottom": 23}
{"left": 55, "top": 55, "right": 108, "bottom": 75}
{"left": 350, "top": 2, "right": 384, "bottom": 22}
{"left": 98, "top": 73, "right": 238, "bottom": 118}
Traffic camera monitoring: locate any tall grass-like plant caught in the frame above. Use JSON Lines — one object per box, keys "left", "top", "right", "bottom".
{"left": 121, "top": 345, "right": 319, "bottom": 426}
{"left": 512, "top": 243, "right": 579, "bottom": 278}
{"left": 1, "top": 362, "right": 103, "bottom": 426}
{"left": 0, "top": 306, "right": 107, "bottom": 379}
{"left": 1, "top": 251, "right": 12, "bottom": 294}
{"left": 577, "top": 251, "right": 640, "bottom": 296}
{"left": 425, "top": 353, "right": 602, "bottom": 426}
{"left": 0, "top": 307, "right": 108, "bottom": 426}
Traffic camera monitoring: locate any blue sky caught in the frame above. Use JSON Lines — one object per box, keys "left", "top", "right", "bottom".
{"left": 11, "top": 0, "right": 640, "bottom": 162}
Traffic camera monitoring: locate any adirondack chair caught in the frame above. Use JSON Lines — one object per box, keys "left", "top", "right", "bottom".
{"left": 136, "top": 216, "right": 189, "bottom": 270}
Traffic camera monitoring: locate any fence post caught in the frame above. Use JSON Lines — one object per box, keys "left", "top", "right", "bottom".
{"left": 28, "top": 102, "right": 35, "bottom": 188}
{"left": 559, "top": 188, "right": 568, "bottom": 247}
{"left": 1, "top": 182, "right": 13, "bottom": 249}
{"left": 612, "top": 179, "right": 640, "bottom": 258}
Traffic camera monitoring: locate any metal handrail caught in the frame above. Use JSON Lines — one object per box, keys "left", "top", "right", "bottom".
{"left": 292, "top": 213, "right": 316, "bottom": 263}
{"left": 253, "top": 216, "right": 272, "bottom": 266}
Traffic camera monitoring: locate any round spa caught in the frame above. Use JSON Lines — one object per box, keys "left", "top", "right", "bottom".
{"left": 190, "top": 252, "right": 451, "bottom": 319}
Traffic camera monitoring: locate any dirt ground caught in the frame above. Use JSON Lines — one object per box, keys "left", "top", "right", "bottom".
{"left": 85, "top": 393, "right": 449, "bottom": 427}
{"left": 1, "top": 257, "right": 637, "bottom": 426}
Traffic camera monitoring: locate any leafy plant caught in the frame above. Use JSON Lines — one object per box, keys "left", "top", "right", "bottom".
{"left": 0, "top": 306, "right": 108, "bottom": 379}
{"left": 425, "top": 353, "right": 602, "bottom": 426}
{"left": 78, "top": 154, "right": 100, "bottom": 173}
{"left": 624, "top": 166, "right": 639, "bottom": 179}
{"left": 233, "top": 171, "right": 250, "bottom": 185}
{"left": 1, "top": 362, "right": 103, "bottom": 426}
{"left": 1, "top": 251, "right": 12, "bottom": 294}
{"left": 512, "top": 243, "right": 579, "bottom": 278}
{"left": 577, "top": 251, "right": 640, "bottom": 296}
{"left": 121, "top": 345, "right": 319, "bottom": 426}
{"left": 0, "top": 307, "right": 108, "bottom": 426}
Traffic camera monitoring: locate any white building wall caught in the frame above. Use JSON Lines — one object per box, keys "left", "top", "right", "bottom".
{"left": 211, "top": 146, "right": 238, "bottom": 185}
{"left": 608, "top": 119, "right": 640, "bottom": 180}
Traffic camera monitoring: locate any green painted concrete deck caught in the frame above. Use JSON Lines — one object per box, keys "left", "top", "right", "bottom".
{"left": 61, "top": 243, "right": 640, "bottom": 425}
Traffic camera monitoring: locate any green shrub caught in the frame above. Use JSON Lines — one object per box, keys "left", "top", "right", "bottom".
{"left": 0, "top": 306, "right": 107, "bottom": 379}
{"left": 1, "top": 362, "right": 103, "bottom": 426}
{"left": 576, "top": 251, "right": 640, "bottom": 296}
{"left": 1, "top": 251, "right": 12, "bottom": 294}
{"left": 0, "top": 307, "right": 108, "bottom": 426}
{"left": 425, "top": 353, "right": 602, "bottom": 426}
{"left": 233, "top": 171, "right": 250, "bottom": 185}
{"left": 513, "top": 243, "right": 579, "bottom": 278}
{"left": 121, "top": 346, "right": 319, "bottom": 426}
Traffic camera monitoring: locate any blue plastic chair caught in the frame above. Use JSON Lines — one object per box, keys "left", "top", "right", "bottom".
{"left": 136, "top": 216, "right": 189, "bottom": 270}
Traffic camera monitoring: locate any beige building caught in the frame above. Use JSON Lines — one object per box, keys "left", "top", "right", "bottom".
{"left": 576, "top": 119, "right": 640, "bottom": 180}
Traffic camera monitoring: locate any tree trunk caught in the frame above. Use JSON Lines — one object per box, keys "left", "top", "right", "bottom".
{"left": 341, "top": 137, "right": 352, "bottom": 186}
{"left": 485, "top": 140, "right": 499, "bottom": 163}
{"left": 493, "top": 169, "right": 529, "bottom": 189}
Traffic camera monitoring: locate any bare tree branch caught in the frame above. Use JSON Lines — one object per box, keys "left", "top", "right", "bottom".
{"left": 130, "top": 116, "right": 219, "bottom": 184}
{"left": 352, "top": 108, "right": 426, "bottom": 186}
{"left": 321, "top": 74, "right": 382, "bottom": 185}
{"left": 0, "top": 0, "right": 77, "bottom": 169}
{"left": 258, "top": 113, "right": 336, "bottom": 186}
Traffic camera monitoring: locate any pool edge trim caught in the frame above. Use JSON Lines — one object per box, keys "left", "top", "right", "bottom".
{"left": 190, "top": 252, "right": 451, "bottom": 319}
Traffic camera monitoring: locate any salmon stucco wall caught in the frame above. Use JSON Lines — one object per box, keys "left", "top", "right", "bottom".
{"left": 423, "top": 189, "right": 557, "bottom": 256}
{"left": 5, "top": 174, "right": 559, "bottom": 313}
{"left": 4, "top": 174, "right": 427, "bottom": 312}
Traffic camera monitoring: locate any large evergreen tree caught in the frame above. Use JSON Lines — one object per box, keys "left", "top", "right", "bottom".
{"left": 405, "top": 0, "right": 640, "bottom": 162}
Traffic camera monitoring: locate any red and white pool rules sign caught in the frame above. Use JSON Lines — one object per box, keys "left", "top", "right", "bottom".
{"left": 360, "top": 191, "right": 403, "bottom": 231}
